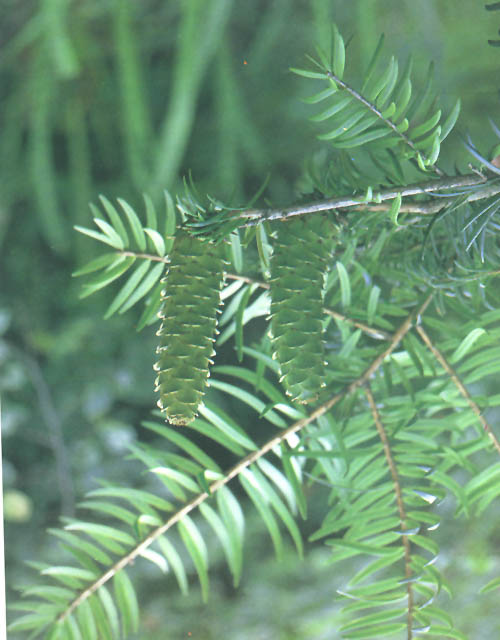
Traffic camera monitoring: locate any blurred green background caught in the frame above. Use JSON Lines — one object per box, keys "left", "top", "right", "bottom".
{"left": 2, "top": 1, "right": 500, "bottom": 638}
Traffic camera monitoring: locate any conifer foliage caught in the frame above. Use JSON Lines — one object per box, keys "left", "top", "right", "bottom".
{"left": 9, "top": 19, "right": 500, "bottom": 640}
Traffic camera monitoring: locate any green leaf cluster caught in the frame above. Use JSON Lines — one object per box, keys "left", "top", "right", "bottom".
{"left": 10, "top": 21, "right": 500, "bottom": 640}
{"left": 292, "top": 28, "right": 460, "bottom": 170}
{"left": 73, "top": 193, "right": 176, "bottom": 330}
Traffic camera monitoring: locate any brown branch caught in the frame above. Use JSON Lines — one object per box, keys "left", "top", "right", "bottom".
{"left": 58, "top": 293, "right": 434, "bottom": 621}
{"left": 237, "top": 174, "right": 494, "bottom": 225}
{"left": 415, "top": 324, "right": 500, "bottom": 455}
{"left": 349, "top": 180, "right": 500, "bottom": 216}
{"left": 323, "top": 307, "right": 391, "bottom": 340}
{"left": 365, "top": 385, "right": 414, "bottom": 640}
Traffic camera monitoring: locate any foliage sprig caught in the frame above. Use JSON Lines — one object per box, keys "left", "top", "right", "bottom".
{"left": 10, "top": 22, "right": 500, "bottom": 640}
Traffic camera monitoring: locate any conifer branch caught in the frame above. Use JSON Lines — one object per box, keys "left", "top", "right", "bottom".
{"left": 13, "top": 14, "right": 500, "bottom": 638}
{"left": 237, "top": 174, "right": 497, "bottom": 225}
{"left": 324, "top": 70, "right": 444, "bottom": 177}
{"left": 59, "top": 294, "right": 433, "bottom": 622}
{"left": 350, "top": 179, "right": 500, "bottom": 215}
{"left": 323, "top": 307, "right": 391, "bottom": 340}
{"left": 415, "top": 324, "right": 500, "bottom": 455}
{"left": 365, "top": 384, "right": 414, "bottom": 640}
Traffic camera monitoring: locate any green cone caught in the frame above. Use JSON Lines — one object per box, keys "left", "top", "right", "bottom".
{"left": 269, "top": 215, "right": 335, "bottom": 403}
{"left": 154, "top": 234, "right": 226, "bottom": 425}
